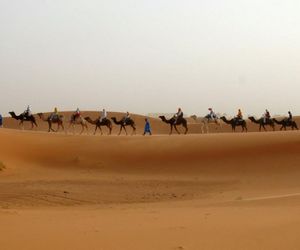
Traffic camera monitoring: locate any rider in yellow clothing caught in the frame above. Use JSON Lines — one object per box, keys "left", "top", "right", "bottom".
{"left": 50, "top": 107, "right": 59, "bottom": 121}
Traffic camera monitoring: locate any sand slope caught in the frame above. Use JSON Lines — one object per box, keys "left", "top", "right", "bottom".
{"left": 0, "top": 129, "right": 300, "bottom": 249}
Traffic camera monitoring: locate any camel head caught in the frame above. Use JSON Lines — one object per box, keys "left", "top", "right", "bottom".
{"left": 248, "top": 116, "right": 255, "bottom": 121}
{"left": 8, "top": 112, "right": 17, "bottom": 118}
{"left": 158, "top": 116, "right": 167, "bottom": 121}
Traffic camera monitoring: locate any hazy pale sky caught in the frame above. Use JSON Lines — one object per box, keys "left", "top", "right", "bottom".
{"left": 1, "top": 0, "right": 300, "bottom": 117}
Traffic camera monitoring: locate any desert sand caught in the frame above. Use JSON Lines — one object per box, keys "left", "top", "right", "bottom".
{"left": 1, "top": 113, "right": 300, "bottom": 250}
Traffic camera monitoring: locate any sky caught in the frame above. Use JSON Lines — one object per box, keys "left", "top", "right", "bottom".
{"left": 1, "top": 0, "right": 300, "bottom": 117}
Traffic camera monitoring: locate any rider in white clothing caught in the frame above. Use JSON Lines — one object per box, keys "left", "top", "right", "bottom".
{"left": 24, "top": 105, "right": 32, "bottom": 117}
{"left": 208, "top": 108, "right": 216, "bottom": 120}
{"left": 99, "top": 109, "right": 107, "bottom": 123}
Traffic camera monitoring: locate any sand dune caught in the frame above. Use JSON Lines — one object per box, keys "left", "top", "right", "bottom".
{"left": 0, "top": 127, "right": 300, "bottom": 249}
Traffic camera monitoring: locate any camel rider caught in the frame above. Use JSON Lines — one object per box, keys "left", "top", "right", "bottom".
{"left": 23, "top": 105, "right": 32, "bottom": 117}
{"left": 287, "top": 111, "right": 293, "bottom": 123}
{"left": 122, "top": 112, "right": 130, "bottom": 125}
{"left": 208, "top": 108, "right": 216, "bottom": 121}
{"left": 73, "top": 108, "right": 81, "bottom": 121}
{"left": 49, "top": 107, "right": 58, "bottom": 121}
{"left": 99, "top": 109, "right": 107, "bottom": 123}
{"left": 263, "top": 109, "right": 271, "bottom": 123}
{"left": 174, "top": 108, "right": 183, "bottom": 125}
{"left": 236, "top": 109, "right": 243, "bottom": 121}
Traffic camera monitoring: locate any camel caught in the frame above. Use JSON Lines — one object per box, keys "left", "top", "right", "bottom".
{"left": 190, "top": 115, "right": 222, "bottom": 133}
{"left": 159, "top": 116, "right": 188, "bottom": 135}
{"left": 85, "top": 117, "right": 112, "bottom": 135}
{"left": 37, "top": 113, "right": 64, "bottom": 132}
{"left": 111, "top": 117, "right": 136, "bottom": 135}
{"left": 273, "top": 118, "right": 298, "bottom": 131}
{"left": 68, "top": 115, "right": 88, "bottom": 134}
{"left": 248, "top": 116, "right": 275, "bottom": 131}
{"left": 220, "top": 116, "right": 247, "bottom": 132}
{"left": 9, "top": 111, "right": 38, "bottom": 129}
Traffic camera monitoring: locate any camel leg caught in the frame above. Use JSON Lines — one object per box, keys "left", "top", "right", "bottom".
{"left": 67, "top": 122, "right": 71, "bottom": 134}
{"left": 123, "top": 126, "right": 128, "bottom": 135}
{"left": 131, "top": 125, "right": 136, "bottom": 135}
{"left": 184, "top": 124, "right": 188, "bottom": 134}
{"left": 118, "top": 126, "right": 123, "bottom": 135}
{"left": 99, "top": 126, "right": 103, "bottom": 135}
{"left": 48, "top": 124, "right": 51, "bottom": 132}
{"left": 218, "top": 123, "right": 222, "bottom": 132}
{"left": 107, "top": 125, "right": 112, "bottom": 135}
{"left": 94, "top": 126, "right": 98, "bottom": 135}
{"left": 201, "top": 124, "right": 204, "bottom": 134}
{"left": 174, "top": 125, "right": 180, "bottom": 134}
{"left": 57, "top": 122, "right": 63, "bottom": 132}
{"left": 79, "top": 124, "right": 84, "bottom": 135}
{"left": 169, "top": 125, "right": 173, "bottom": 135}
{"left": 68, "top": 122, "right": 74, "bottom": 134}
{"left": 19, "top": 120, "right": 23, "bottom": 130}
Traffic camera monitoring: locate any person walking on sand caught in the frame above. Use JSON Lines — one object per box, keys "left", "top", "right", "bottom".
{"left": 99, "top": 109, "right": 107, "bottom": 123}
{"left": 143, "top": 118, "right": 152, "bottom": 136}
{"left": 0, "top": 114, "right": 3, "bottom": 128}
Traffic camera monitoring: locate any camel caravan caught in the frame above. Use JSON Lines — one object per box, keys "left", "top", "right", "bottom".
{"left": 8, "top": 106, "right": 299, "bottom": 135}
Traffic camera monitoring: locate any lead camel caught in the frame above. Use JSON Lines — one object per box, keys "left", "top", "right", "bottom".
{"left": 272, "top": 118, "right": 298, "bottom": 131}
{"left": 9, "top": 111, "right": 38, "bottom": 129}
